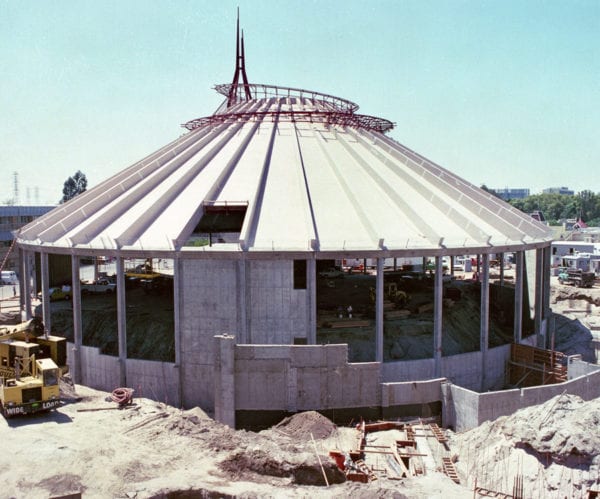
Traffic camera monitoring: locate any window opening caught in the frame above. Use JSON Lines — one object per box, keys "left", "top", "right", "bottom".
{"left": 293, "top": 260, "right": 307, "bottom": 289}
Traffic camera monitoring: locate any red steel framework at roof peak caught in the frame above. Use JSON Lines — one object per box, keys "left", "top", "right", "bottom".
{"left": 183, "top": 15, "right": 395, "bottom": 134}
{"left": 184, "top": 83, "right": 395, "bottom": 133}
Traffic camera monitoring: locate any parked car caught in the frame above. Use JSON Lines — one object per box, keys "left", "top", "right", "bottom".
{"left": 318, "top": 267, "right": 345, "bottom": 278}
{"left": 81, "top": 278, "right": 117, "bottom": 294}
{"left": 44, "top": 286, "right": 72, "bottom": 301}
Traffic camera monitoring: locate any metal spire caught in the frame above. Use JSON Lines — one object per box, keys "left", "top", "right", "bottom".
{"left": 227, "top": 10, "right": 252, "bottom": 107}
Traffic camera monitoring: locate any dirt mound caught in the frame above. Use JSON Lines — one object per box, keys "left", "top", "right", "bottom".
{"left": 219, "top": 448, "right": 345, "bottom": 486}
{"left": 502, "top": 394, "right": 600, "bottom": 465}
{"left": 552, "top": 286, "right": 600, "bottom": 307}
{"left": 272, "top": 411, "right": 337, "bottom": 440}
{"left": 553, "top": 314, "right": 595, "bottom": 361}
{"left": 451, "top": 394, "right": 600, "bottom": 496}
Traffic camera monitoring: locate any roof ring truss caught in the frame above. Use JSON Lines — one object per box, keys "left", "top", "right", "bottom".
{"left": 185, "top": 84, "right": 395, "bottom": 133}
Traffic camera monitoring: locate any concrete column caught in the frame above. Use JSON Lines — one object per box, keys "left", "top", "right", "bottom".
{"left": 375, "top": 258, "right": 384, "bottom": 363}
{"left": 534, "top": 248, "right": 544, "bottom": 348}
{"left": 172, "top": 256, "right": 182, "bottom": 408}
{"left": 543, "top": 245, "right": 552, "bottom": 344}
{"left": 245, "top": 260, "right": 252, "bottom": 344}
{"left": 480, "top": 253, "right": 490, "bottom": 391}
{"left": 30, "top": 252, "right": 37, "bottom": 298}
{"left": 214, "top": 334, "right": 236, "bottom": 428}
{"left": 22, "top": 249, "right": 32, "bottom": 320}
{"left": 173, "top": 256, "right": 181, "bottom": 365}
{"left": 40, "top": 252, "right": 51, "bottom": 334}
{"left": 18, "top": 248, "right": 25, "bottom": 318}
{"left": 307, "top": 258, "right": 317, "bottom": 345}
{"left": 236, "top": 259, "right": 248, "bottom": 344}
{"left": 71, "top": 255, "right": 83, "bottom": 384}
{"left": 116, "top": 257, "right": 127, "bottom": 387}
{"left": 499, "top": 252, "right": 504, "bottom": 286}
{"left": 513, "top": 250, "right": 524, "bottom": 344}
{"left": 433, "top": 256, "right": 443, "bottom": 377}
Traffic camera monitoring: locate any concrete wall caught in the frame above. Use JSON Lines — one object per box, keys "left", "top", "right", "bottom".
{"left": 179, "top": 259, "right": 239, "bottom": 410}
{"left": 382, "top": 358, "right": 434, "bottom": 382}
{"left": 234, "top": 343, "right": 380, "bottom": 412}
{"left": 73, "top": 344, "right": 120, "bottom": 391}
{"left": 568, "top": 357, "right": 600, "bottom": 378}
{"left": 445, "top": 362, "right": 600, "bottom": 432}
{"left": 442, "top": 351, "right": 482, "bottom": 391}
{"left": 248, "top": 260, "right": 308, "bottom": 344}
{"left": 382, "top": 345, "right": 510, "bottom": 392}
{"left": 381, "top": 377, "right": 444, "bottom": 408}
{"left": 126, "top": 357, "right": 180, "bottom": 407}
{"left": 68, "top": 344, "right": 180, "bottom": 407}
{"left": 179, "top": 258, "right": 309, "bottom": 410}
{"left": 70, "top": 340, "right": 600, "bottom": 434}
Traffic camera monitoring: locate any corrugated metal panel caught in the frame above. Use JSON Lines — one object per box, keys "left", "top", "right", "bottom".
{"left": 17, "top": 93, "right": 552, "bottom": 255}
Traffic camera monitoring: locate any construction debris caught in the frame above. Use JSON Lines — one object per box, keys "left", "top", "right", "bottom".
{"left": 328, "top": 419, "right": 456, "bottom": 485}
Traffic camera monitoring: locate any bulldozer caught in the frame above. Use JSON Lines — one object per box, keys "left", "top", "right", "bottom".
{"left": 0, "top": 318, "right": 67, "bottom": 418}
{"left": 369, "top": 283, "right": 411, "bottom": 308}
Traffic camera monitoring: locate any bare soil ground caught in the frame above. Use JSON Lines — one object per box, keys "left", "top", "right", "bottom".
{"left": 450, "top": 393, "right": 600, "bottom": 497}
{"left": 0, "top": 383, "right": 470, "bottom": 498}
{"left": 1, "top": 278, "right": 598, "bottom": 498}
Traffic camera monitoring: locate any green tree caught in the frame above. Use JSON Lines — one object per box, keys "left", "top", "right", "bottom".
{"left": 506, "top": 190, "right": 600, "bottom": 225}
{"left": 61, "top": 170, "right": 87, "bottom": 203}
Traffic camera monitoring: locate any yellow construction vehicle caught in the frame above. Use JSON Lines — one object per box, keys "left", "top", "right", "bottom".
{"left": 0, "top": 355, "right": 61, "bottom": 418}
{"left": 0, "top": 318, "right": 68, "bottom": 377}
{"left": 387, "top": 282, "right": 410, "bottom": 307}
{"left": 0, "top": 318, "right": 65, "bottom": 417}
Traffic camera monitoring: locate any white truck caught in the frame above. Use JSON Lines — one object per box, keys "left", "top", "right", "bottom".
{"left": 0, "top": 271, "right": 18, "bottom": 285}
{"left": 81, "top": 278, "right": 117, "bottom": 294}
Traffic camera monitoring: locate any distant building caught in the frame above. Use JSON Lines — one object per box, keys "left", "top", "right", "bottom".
{"left": 491, "top": 188, "right": 530, "bottom": 200}
{"left": 0, "top": 205, "right": 55, "bottom": 271}
{"left": 543, "top": 186, "right": 574, "bottom": 196}
{"left": 530, "top": 210, "right": 546, "bottom": 223}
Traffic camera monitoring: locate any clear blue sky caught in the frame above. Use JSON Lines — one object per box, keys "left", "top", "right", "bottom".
{"left": 2, "top": 0, "right": 599, "bottom": 205}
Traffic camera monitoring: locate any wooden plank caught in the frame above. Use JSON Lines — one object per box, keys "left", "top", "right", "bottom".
{"left": 329, "top": 320, "right": 371, "bottom": 329}
{"left": 390, "top": 443, "right": 410, "bottom": 477}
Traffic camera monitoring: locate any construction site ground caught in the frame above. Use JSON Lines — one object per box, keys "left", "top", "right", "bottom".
{"left": 0, "top": 276, "right": 599, "bottom": 497}
{"left": 0, "top": 379, "right": 599, "bottom": 497}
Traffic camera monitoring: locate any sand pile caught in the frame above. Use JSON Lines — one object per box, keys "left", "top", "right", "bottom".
{"left": 270, "top": 410, "right": 338, "bottom": 440}
{"left": 451, "top": 393, "right": 600, "bottom": 497}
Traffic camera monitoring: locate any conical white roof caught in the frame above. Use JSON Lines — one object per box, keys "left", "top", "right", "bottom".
{"left": 18, "top": 83, "right": 551, "bottom": 256}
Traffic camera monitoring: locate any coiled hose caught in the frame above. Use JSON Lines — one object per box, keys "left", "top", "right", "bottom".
{"left": 111, "top": 387, "right": 134, "bottom": 406}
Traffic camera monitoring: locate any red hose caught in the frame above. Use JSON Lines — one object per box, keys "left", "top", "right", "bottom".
{"left": 111, "top": 387, "right": 134, "bottom": 406}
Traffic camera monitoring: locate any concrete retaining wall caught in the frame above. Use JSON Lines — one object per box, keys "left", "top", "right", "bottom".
{"left": 568, "top": 357, "right": 600, "bottom": 378}
{"left": 382, "top": 358, "right": 434, "bottom": 381}
{"left": 68, "top": 338, "right": 600, "bottom": 433}
{"left": 234, "top": 343, "right": 380, "bottom": 411}
{"left": 68, "top": 344, "right": 180, "bottom": 407}
{"left": 72, "top": 344, "right": 120, "bottom": 391}
{"left": 383, "top": 345, "right": 510, "bottom": 392}
{"left": 446, "top": 362, "right": 600, "bottom": 432}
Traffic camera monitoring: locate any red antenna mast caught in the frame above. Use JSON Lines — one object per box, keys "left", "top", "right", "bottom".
{"left": 227, "top": 9, "right": 252, "bottom": 107}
